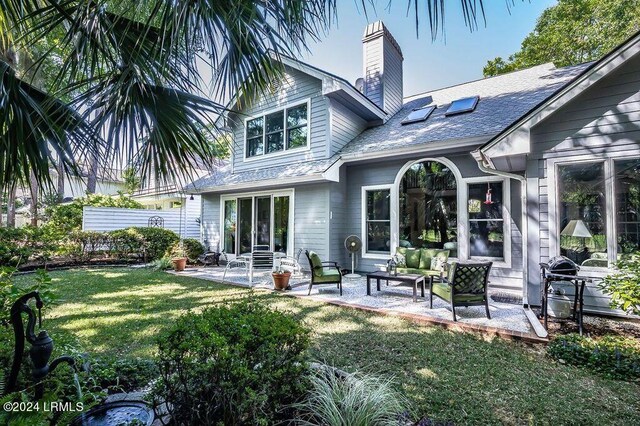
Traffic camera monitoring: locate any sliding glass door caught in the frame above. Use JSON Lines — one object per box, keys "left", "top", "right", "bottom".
{"left": 222, "top": 192, "right": 292, "bottom": 256}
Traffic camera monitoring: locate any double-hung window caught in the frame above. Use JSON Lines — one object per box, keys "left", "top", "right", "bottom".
{"left": 246, "top": 102, "right": 308, "bottom": 158}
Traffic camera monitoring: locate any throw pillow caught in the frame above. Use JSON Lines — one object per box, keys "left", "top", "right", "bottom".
{"left": 393, "top": 253, "right": 406, "bottom": 268}
{"left": 431, "top": 257, "right": 447, "bottom": 272}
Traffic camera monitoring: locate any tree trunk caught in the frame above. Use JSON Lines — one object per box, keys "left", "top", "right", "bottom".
{"left": 30, "top": 172, "right": 38, "bottom": 227}
{"left": 86, "top": 154, "right": 99, "bottom": 194}
{"left": 7, "top": 186, "right": 16, "bottom": 228}
{"left": 0, "top": 188, "right": 4, "bottom": 227}
{"left": 57, "top": 159, "right": 65, "bottom": 202}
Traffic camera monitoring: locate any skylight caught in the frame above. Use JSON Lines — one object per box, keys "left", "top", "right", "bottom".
{"left": 401, "top": 105, "right": 436, "bottom": 125}
{"left": 445, "top": 96, "right": 479, "bottom": 116}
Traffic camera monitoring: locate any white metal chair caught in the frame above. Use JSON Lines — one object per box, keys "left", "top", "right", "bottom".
{"left": 221, "top": 252, "right": 249, "bottom": 284}
{"left": 278, "top": 248, "right": 303, "bottom": 276}
{"left": 249, "top": 250, "right": 274, "bottom": 285}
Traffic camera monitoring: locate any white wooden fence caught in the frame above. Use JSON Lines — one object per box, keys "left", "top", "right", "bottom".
{"left": 82, "top": 203, "right": 201, "bottom": 240}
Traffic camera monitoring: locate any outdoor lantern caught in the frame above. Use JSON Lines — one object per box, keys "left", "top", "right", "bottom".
{"left": 387, "top": 258, "right": 397, "bottom": 276}
{"left": 484, "top": 183, "right": 493, "bottom": 205}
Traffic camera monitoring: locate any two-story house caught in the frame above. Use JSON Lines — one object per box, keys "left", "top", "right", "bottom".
{"left": 192, "top": 21, "right": 640, "bottom": 315}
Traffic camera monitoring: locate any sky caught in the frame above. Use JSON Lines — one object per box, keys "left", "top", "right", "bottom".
{"left": 299, "top": 0, "right": 558, "bottom": 97}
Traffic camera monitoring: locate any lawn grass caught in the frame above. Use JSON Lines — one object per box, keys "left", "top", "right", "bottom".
{"left": 18, "top": 267, "right": 640, "bottom": 425}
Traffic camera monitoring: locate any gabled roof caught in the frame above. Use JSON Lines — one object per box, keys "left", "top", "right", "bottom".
{"left": 475, "top": 29, "right": 640, "bottom": 171}
{"left": 339, "top": 62, "right": 590, "bottom": 161}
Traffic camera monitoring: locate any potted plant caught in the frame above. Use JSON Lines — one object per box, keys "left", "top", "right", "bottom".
{"left": 272, "top": 264, "right": 291, "bottom": 291}
{"left": 170, "top": 242, "right": 188, "bottom": 272}
{"left": 547, "top": 284, "right": 572, "bottom": 318}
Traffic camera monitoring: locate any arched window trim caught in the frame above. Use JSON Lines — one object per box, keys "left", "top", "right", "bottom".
{"left": 391, "top": 157, "right": 466, "bottom": 261}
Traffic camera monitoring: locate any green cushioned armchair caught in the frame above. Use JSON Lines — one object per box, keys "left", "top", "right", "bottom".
{"left": 430, "top": 261, "right": 492, "bottom": 321}
{"left": 305, "top": 250, "right": 342, "bottom": 296}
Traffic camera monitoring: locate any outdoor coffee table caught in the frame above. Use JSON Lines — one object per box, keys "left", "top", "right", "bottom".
{"left": 366, "top": 271, "right": 426, "bottom": 302}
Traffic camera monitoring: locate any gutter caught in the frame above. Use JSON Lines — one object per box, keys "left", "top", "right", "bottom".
{"left": 473, "top": 151, "right": 548, "bottom": 339}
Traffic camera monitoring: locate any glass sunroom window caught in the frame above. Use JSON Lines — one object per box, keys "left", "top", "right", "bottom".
{"left": 468, "top": 182, "right": 504, "bottom": 259}
{"left": 399, "top": 161, "right": 457, "bottom": 254}
{"left": 558, "top": 162, "right": 607, "bottom": 267}
{"left": 223, "top": 200, "right": 237, "bottom": 254}
{"left": 365, "top": 189, "right": 391, "bottom": 253}
{"left": 615, "top": 159, "right": 640, "bottom": 255}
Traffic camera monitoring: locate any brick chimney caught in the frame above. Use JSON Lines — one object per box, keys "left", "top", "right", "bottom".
{"left": 362, "top": 21, "right": 404, "bottom": 115}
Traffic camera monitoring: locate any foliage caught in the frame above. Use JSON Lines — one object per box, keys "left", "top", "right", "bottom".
{"left": 548, "top": 333, "right": 640, "bottom": 381}
{"left": 133, "top": 227, "right": 179, "bottom": 261}
{"left": 170, "top": 238, "right": 204, "bottom": 263}
{"left": 65, "top": 230, "right": 111, "bottom": 262}
{"left": 483, "top": 0, "right": 640, "bottom": 76}
{"left": 108, "top": 228, "right": 145, "bottom": 260}
{"left": 0, "top": 268, "right": 57, "bottom": 325}
{"left": 153, "top": 300, "right": 311, "bottom": 425}
{"left": 44, "top": 193, "right": 143, "bottom": 234}
{"left": 89, "top": 356, "right": 159, "bottom": 394}
{"left": 0, "top": 226, "right": 58, "bottom": 266}
{"left": 293, "top": 367, "right": 409, "bottom": 426}
{"left": 122, "top": 167, "right": 141, "bottom": 194}
{"left": 600, "top": 254, "right": 640, "bottom": 315}
{"left": 151, "top": 256, "right": 173, "bottom": 270}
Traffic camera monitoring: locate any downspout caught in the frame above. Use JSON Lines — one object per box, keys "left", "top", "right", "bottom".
{"left": 475, "top": 153, "right": 547, "bottom": 337}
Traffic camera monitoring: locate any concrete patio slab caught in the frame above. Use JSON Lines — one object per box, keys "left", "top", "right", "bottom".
{"left": 171, "top": 267, "right": 542, "bottom": 342}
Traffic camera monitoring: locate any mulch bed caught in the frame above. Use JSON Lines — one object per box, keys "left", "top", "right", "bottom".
{"left": 537, "top": 309, "right": 640, "bottom": 340}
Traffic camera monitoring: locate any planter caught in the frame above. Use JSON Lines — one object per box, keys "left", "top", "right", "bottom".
{"left": 171, "top": 257, "right": 187, "bottom": 272}
{"left": 272, "top": 271, "right": 292, "bottom": 290}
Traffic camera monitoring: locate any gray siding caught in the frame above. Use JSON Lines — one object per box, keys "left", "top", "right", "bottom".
{"left": 330, "top": 99, "right": 367, "bottom": 155}
{"left": 231, "top": 67, "right": 328, "bottom": 173}
{"left": 201, "top": 194, "right": 221, "bottom": 250}
{"left": 382, "top": 35, "right": 403, "bottom": 115}
{"left": 294, "top": 184, "right": 331, "bottom": 269}
{"left": 528, "top": 52, "right": 640, "bottom": 313}
{"left": 363, "top": 36, "right": 383, "bottom": 109}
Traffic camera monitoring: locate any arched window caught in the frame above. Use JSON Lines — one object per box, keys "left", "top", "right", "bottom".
{"left": 399, "top": 160, "right": 458, "bottom": 256}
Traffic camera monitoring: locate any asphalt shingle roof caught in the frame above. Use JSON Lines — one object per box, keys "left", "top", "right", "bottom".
{"left": 193, "top": 62, "right": 592, "bottom": 191}
{"left": 340, "top": 62, "right": 591, "bottom": 156}
{"left": 191, "top": 156, "right": 340, "bottom": 191}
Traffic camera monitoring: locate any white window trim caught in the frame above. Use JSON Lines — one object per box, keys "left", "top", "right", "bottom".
{"left": 391, "top": 157, "right": 465, "bottom": 262}
{"left": 361, "top": 184, "right": 393, "bottom": 259}
{"left": 462, "top": 176, "right": 512, "bottom": 269}
{"left": 547, "top": 156, "right": 619, "bottom": 275}
{"left": 243, "top": 99, "right": 311, "bottom": 162}
{"left": 219, "top": 189, "right": 295, "bottom": 259}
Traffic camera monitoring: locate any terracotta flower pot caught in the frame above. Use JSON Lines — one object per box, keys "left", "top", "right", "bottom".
{"left": 172, "top": 257, "right": 187, "bottom": 272}
{"left": 272, "top": 271, "right": 292, "bottom": 290}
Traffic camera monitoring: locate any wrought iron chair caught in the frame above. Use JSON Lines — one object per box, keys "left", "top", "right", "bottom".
{"left": 430, "top": 261, "right": 492, "bottom": 321}
{"left": 304, "top": 250, "right": 342, "bottom": 296}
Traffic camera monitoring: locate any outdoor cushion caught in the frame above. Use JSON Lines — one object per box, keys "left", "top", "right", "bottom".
{"left": 431, "top": 257, "right": 447, "bottom": 272}
{"left": 404, "top": 249, "right": 421, "bottom": 269}
{"left": 396, "top": 267, "right": 441, "bottom": 277}
{"left": 308, "top": 251, "right": 323, "bottom": 277}
{"left": 314, "top": 268, "right": 341, "bottom": 283}
{"left": 393, "top": 253, "right": 407, "bottom": 267}
{"left": 432, "top": 282, "right": 485, "bottom": 303}
{"left": 419, "top": 249, "right": 449, "bottom": 269}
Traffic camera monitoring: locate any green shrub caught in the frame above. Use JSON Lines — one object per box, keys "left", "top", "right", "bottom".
{"left": 109, "top": 228, "right": 145, "bottom": 260}
{"left": 153, "top": 300, "right": 310, "bottom": 425}
{"left": 0, "top": 226, "right": 58, "bottom": 266}
{"left": 600, "top": 254, "right": 640, "bottom": 315}
{"left": 293, "top": 367, "right": 409, "bottom": 426}
{"left": 89, "top": 356, "right": 159, "bottom": 394}
{"left": 548, "top": 333, "right": 640, "bottom": 380}
{"left": 151, "top": 256, "right": 173, "bottom": 270}
{"left": 65, "top": 230, "right": 110, "bottom": 262}
{"left": 1, "top": 268, "right": 58, "bottom": 325}
{"left": 168, "top": 238, "right": 204, "bottom": 263}
{"left": 133, "top": 227, "right": 179, "bottom": 261}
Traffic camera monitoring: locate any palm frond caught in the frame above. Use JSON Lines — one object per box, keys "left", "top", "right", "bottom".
{"left": 0, "top": 59, "right": 101, "bottom": 191}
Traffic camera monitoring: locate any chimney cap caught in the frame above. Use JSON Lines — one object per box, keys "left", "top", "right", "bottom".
{"left": 363, "top": 20, "right": 403, "bottom": 58}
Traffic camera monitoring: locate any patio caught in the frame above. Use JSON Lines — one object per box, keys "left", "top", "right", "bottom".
{"left": 172, "top": 266, "right": 537, "bottom": 340}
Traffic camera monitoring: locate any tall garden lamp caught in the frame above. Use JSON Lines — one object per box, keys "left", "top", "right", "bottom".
{"left": 560, "top": 219, "right": 592, "bottom": 253}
